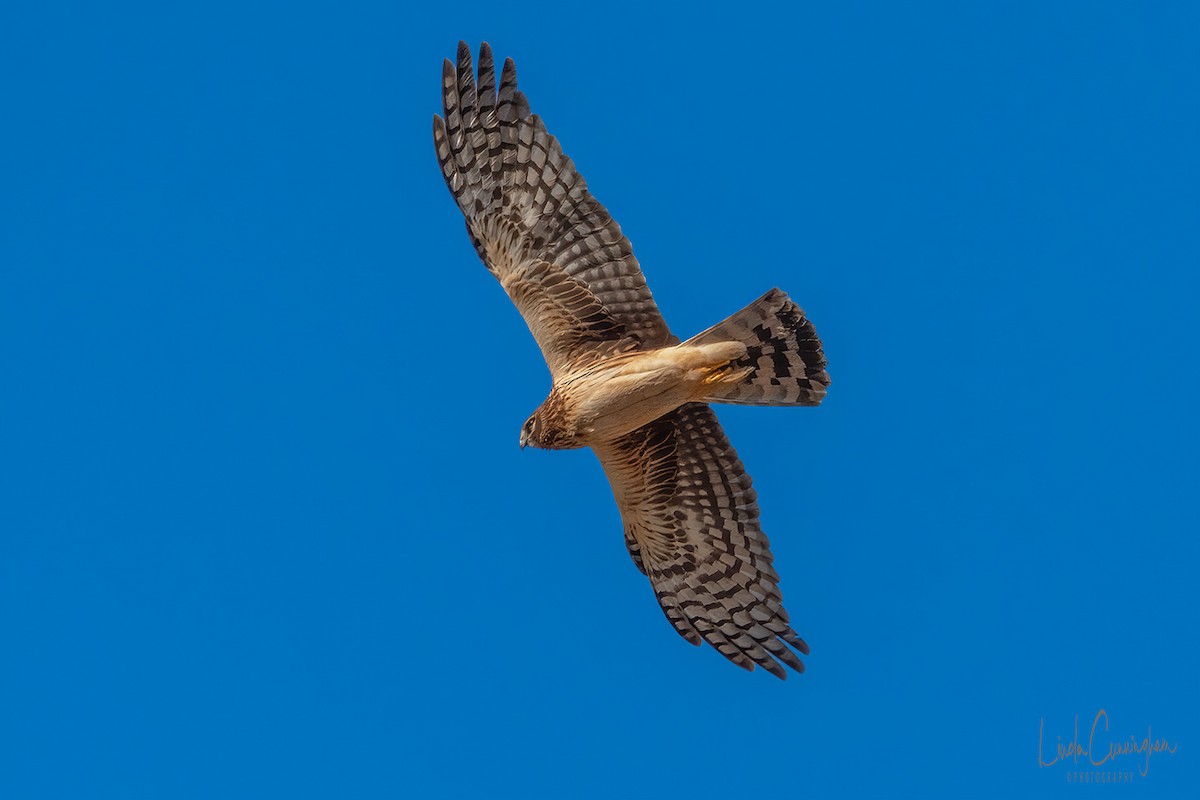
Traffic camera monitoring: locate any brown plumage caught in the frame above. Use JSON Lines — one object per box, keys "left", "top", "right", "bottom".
{"left": 433, "top": 42, "right": 830, "bottom": 679}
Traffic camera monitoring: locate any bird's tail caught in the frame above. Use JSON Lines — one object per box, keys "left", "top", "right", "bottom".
{"left": 686, "top": 289, "right": 830, "bottom": 406}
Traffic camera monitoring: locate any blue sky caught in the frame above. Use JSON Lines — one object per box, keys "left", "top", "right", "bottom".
{"left": 1, "top": 1, "right": 1197, "bottom": 797}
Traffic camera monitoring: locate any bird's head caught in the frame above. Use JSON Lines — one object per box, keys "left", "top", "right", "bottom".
{"left": 519, "top": 395, "right": 582, "bottom": 451}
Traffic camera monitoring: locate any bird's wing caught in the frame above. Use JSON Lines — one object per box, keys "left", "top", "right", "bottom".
{"left": 433, "top": 42, "right": 674, "bottom": 379}
{"left": 593, "top": 402, "right": 809, "bottom": 679}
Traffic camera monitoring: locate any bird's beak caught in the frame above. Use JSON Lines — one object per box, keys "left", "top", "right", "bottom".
{"left": 519, "top": 430, "right": 528, "bottom": 450}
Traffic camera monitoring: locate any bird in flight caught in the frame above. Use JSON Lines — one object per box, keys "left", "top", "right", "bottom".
{"left": 433, "top": 42, "right": 830, "bottom": 678}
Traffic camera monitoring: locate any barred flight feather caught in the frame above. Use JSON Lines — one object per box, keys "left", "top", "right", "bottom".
{"left": 595, "top": 404, "right": 811, "bottom": 678}
{"left": 433, "top": 42, "right": 673, "bottom": 379}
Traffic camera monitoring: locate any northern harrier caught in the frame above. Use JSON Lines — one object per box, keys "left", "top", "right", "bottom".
{"left": 433, "top": 42, "right": 830, "bottom": 678}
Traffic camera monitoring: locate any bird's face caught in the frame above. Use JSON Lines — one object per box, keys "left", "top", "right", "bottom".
{"left": 519, "top": 414, "right": 540, "bottom": 449}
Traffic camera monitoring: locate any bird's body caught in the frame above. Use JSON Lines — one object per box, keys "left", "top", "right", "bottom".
{"left": 433, "top": 42, "right": 831, "bottom": 679}
{"left": 525, "top": 340, "right": 749, "bottom": 449}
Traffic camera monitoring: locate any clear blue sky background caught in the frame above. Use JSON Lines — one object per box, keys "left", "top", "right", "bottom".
{"left": 1, "top": 1, "right": 1196, "bottom": 797}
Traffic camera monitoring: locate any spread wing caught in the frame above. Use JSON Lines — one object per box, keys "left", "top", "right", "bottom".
{"left": 593, "top": 403, "right": 810, "bottom": 679}
{"left": 433, "top": 42, "right": 674, "bottom": 379}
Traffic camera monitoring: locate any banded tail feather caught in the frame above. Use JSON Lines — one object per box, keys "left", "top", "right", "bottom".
{"left": 687, "top": 289, "right": 830, "bottom": 406}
